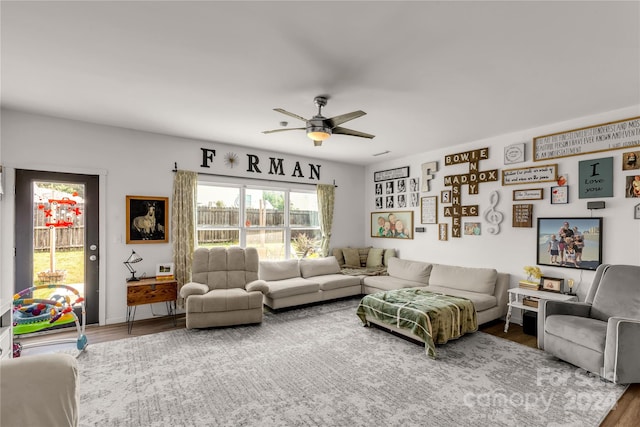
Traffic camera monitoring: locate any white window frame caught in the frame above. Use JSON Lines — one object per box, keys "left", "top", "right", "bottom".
{"left": 196, "top": 182, "right": 319, "bottom": 259}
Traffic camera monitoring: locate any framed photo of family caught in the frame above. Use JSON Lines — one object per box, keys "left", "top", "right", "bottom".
{"left": 536, "top": 217, "right": 603, "bottom": 271}
{"left": 371, "top": 211, "right": 414, "bottom": 239}
{"left": 540, "top": 276, "right": 564, "bottom": 293}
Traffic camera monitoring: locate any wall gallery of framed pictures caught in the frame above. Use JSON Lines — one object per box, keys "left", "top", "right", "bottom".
{"left": 374, "top": 176, "right": 420, "bottom": 209}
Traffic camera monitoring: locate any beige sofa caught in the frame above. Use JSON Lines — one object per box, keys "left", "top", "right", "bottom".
{"left": 259, "top": 256, "right": 361, "bottom": 309}
{"left": 363, "top": 257, "right": 510, "bottom": 325}
{"left": 259, "top": 255, "right": 508, "bottom": 326}
{"left": 1, "top": 353, "right": 79, "bottom": 427}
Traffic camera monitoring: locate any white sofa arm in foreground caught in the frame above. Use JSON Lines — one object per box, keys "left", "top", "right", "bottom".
{"left": 1, "top": 353, "right": 79, "bottom": 427}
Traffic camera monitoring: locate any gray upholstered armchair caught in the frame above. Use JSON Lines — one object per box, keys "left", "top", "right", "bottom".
{"left": 538, "top": 264, "right": 640, "bottom": 384}
{"left": 180, "top": 246, "right": 268, "bottom": 329}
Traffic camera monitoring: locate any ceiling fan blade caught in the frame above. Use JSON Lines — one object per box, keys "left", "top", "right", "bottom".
{"left": 274, "top": 108, "right": 308, "bottom": 123}
{"left": 327, "top": 110, "right": 366, "bottom": 127}
{"left": 332, "top": 126, "right": 375, "bottom": 139}
{"left": 262, "top": 127, "right": 305, "bottom": 134}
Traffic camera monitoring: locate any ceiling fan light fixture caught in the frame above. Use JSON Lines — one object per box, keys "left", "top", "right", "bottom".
{"left": 306, "top": 126, "right": 331, "bottom": 142}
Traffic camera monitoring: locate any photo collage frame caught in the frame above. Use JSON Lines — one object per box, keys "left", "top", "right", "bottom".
{"left": 375, "top": 177, "right": 420, "bottom": 209}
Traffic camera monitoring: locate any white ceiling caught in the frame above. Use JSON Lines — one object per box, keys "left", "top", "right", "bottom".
{"left": 2, "top": 1, "right": 639, "bottom": 166}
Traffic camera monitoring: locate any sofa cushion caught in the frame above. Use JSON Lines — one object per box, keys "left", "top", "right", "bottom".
{"left": 383, "top": 249, "right": 396, "bottom": 267}
{"left": 357, "top": 247, "right": 371, "bottom": 266}
{"left": 366, "top": 248, "right": 384, "bottom": 268}
{"left": 427, "top": 285, "right": 497, "bottom": 312}
{"left": 545, "top": 315, "right": 607, "bottom": 353}
{"left": 187, "top": 288, "right": 263, "bottom": 312}
{"left": 264, "top": 277, "right": 320, "bottom": 298}
{"left": 362, "top": 275, "right": 425, "bottom": 291}
{"left": 386, "top": 257, "right": 432, "bottom": 284}
{"left": 343, "top": 248, "right": 362, "bottom": 268}
{"left": 299, "top": 256, "right": 341, "bottom": 278}
{"left": 312, "top": 274, "right": 362, "bottom": 291}
{"left": 259, "top": 259, "right": 300, "bottom": 281}
{"left": 332, "top": 248, "right": 345, "bottom": 265}
{"left": 429, "top": 264, "right": 497, "bottom": 295}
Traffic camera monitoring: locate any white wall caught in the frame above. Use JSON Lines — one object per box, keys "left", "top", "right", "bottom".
{"left": 365, "top": 105, "right": 640, "bottom": 322}
{"left": 0, "top": 109, "right": 365, "bottom": 325}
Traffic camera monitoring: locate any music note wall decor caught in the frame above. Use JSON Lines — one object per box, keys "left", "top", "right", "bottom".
{"left": 483, "top": 191, "right": 504, "bottom": 235}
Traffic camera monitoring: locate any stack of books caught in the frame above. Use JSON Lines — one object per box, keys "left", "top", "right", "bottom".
{"left": 522, "top": 296, "right": 540, "bottom": 308}
{"left": 519, "top": 280, "right": 540, "bottom": 290}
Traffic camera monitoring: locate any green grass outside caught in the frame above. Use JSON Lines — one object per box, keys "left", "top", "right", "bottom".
{"left": 33, "top": 249, "right": 84, "bottom": 285}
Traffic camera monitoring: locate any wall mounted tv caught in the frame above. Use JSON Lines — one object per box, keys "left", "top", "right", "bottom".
{"left": 536, "top": 217, "right": 603, "bottom": 271}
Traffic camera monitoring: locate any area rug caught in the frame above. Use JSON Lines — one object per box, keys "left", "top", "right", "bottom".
{"left": 70, "top": 298, "right": 625, "bottom": 427}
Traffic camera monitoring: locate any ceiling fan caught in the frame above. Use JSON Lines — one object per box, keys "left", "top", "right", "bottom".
{"left": 262, "top": 96, "right": 375, "bottom": 146}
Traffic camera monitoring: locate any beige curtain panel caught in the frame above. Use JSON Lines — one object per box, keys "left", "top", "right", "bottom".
{"left": 171, "top": 170, "right": 197, "bottom": 307}
{"left": 316, "top": 184, "right": 335, "bottom": 257}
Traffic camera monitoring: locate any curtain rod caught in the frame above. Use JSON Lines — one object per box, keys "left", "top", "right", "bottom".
{"left": 172, "top": 163, "right": 337, "bottom": 188}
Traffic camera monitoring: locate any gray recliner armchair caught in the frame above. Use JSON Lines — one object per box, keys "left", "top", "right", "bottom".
{"left": 180, "top": 246, "right": 268, "bottom": 329}
{"left": 538, "top": 264, "right": 640, "bottom": 384}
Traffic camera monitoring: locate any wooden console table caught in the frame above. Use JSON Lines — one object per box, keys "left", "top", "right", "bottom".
{"left": 126, "top": 277, "right": 177, "bottom": 334}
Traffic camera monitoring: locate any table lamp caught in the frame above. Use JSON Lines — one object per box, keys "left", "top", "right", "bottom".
{"left": 124, "top": 250, "right": 143, "bottom": 282}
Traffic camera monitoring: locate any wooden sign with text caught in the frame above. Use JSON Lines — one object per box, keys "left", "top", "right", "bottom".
{"left": 512, "top": 204, "right": 533, "bottom": 228}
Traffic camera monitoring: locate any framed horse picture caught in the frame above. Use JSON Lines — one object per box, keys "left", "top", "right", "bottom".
{"left": 126, "top": 195, "right": 169, "bottom": 244}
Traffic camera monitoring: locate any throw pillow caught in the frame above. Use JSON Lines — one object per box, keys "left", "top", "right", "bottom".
{"left": 366, "top": 248, "right": 384, "bottom": 268}
{"left": 332, "top": 248, "right": 345, "bottom": 266}
{"left": 342, "top": 248, "right": 361, "bottom": 268}
{"left": 299, "top": 256, "right": 341, "bottom": 278}
{"left": 358, "top": 247, "right": 371, "bottom": 266}
{"left": 383, "top": 248, "right": 397, "bottom": 266}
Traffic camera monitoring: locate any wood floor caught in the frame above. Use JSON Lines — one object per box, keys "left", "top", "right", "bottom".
{"left": 18, "top": 312, "right": 638, "bottom": 427}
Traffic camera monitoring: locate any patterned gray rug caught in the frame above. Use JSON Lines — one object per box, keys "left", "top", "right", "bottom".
{"left": 73, "top": 298, "right": 625, "bottom": 426}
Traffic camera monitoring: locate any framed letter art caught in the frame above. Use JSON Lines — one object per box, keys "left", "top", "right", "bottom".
{"left": 420, "top": 196, "right": 438, "bottom": 224}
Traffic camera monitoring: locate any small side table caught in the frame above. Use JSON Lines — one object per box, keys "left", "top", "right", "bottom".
{"left": 504, "top": 287, "right": 577, "bottom": 333}
{"left": 126, "top": 277, "right": 178, "bottom": 334}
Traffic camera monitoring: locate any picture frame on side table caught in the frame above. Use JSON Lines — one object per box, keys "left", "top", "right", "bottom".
{"left": 156, "top": 263, "right": 175, "bottom": 280}
{"left": 540, "top": 276, "right": 564, "bottom": 293}
{"left": 635, "top": 203, "right": 640, "bottom": 219}
{"left": 126, "top": 195, "right": 169, "bottom": 244}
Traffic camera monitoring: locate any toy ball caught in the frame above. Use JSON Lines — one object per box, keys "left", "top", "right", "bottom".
{"left": 32, "top": 308, "right": 41, "bottom": 316}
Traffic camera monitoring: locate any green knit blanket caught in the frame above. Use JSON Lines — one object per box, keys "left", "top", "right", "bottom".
{"left": 356, "top": 288, "right": 478, "bottom": 358}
